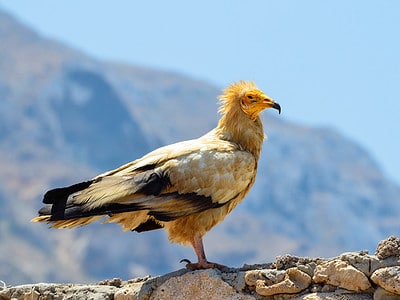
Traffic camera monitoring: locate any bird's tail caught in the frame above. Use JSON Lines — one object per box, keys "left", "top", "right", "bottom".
{"left": 30, "top": 180, "right": 105, "bottom": 228}
{"left": 30, "top": 177, "right": 161, "bottom": 230}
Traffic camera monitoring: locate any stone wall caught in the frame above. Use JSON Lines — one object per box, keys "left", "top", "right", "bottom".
{"left": 1, "top": 236, "right": 399, "bottom": 300}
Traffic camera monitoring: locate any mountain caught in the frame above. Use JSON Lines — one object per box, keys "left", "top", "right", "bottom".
{"left": 0, "top": 10, "right": 399, "bottom": 285}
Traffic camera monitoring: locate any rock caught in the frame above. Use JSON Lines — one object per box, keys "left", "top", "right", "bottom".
{"left": 375, "top": 236, "right": 400, "bottom": 259}
{"left": 339, "top": 251, "right": 380, "bottom": 277}
{"left": 297, "top": 263, "right": 318, "bottom": 278}
{"left": 246, "top": 267, "right": 312, "bottom": 296}
{"left": 221, "top": 271, "right": 248, "bottom": 292}
{"left": 275, "top": 254, "right": 324, "bottom": 271}
{"left": 313, "top": 259, "right": 371, "bottom": 291}
{"left": 114, "top": 282, "right": 147, "bottom": 300}
{"left": 295, "top": 292, "right": 372, "bottom": 299}
{"left": 0, "top": 283, "right": 117, "bottom": 300}
{"left": 97, "top": 277, "right": 123, "bottom": 287}
{"left": 373, "top": 287, "right": 400, "bottom": 300}
{"left": 5, "top": 236, "right": 400, "bottom": 300}
{"left": 150, "top": 269, "right": 254, "bottom": 300}
{"left": 370, "top": 266, "right": 400, "bottom": 295}
{"left": 21, "top": 289, "right": 40, "bottom": 300}
{"left": 245, "top": 269, "right": 286, "bottom": 287}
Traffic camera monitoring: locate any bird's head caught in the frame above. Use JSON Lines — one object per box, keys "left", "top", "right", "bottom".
{"left": 219, "top": 81, "right": 281, "bottom": 121}
{"left": 240, "top": 89, "right": 281, "bottom": 120}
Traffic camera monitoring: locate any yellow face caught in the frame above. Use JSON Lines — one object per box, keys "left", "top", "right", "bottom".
{"left": 240, "top": 90, "right": 281, "bottom": 120}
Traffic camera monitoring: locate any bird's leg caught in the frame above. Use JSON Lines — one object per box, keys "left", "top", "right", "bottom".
{"left": 185, "top": 234, "right": 226, "bottom": 270}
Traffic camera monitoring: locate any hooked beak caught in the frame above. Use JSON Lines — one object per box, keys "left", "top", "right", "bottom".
{"left": 261, "top": 95, "right": 281, "bottom": 114}
{"left": 272, "top": 102, "right": 281, "bottom": 114}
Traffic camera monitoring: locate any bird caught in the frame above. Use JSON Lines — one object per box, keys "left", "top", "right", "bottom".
{"left": 32, "top": 80, "right": 281, "bottom": 270}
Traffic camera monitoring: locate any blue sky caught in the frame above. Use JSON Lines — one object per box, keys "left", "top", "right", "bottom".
{"left": 1, "top": 0, "right": 400, "bottom": 184}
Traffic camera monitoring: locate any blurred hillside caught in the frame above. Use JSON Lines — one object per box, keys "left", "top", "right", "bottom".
{"left": 0, "top": 10, "right": 399, "bottom": 285}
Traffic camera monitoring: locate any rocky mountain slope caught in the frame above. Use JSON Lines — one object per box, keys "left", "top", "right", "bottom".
{"left": 0, "top": 10, "right": 399, "bottom": 285}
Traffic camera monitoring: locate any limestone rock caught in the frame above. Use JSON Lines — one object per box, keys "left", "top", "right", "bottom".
{"left": 21, "top": 289, "right": 40, "bottom": 300}
{"left": 221, "top": 271, "right": 248, "bottom": 292}
{"left": 5, "top": 236, "right": 400, "bottom": 300}
{"left": 373, "top": 287, "right": 400, "bottom": 300}
{"left": 246, "top": 267, "right": 312, "bottom": 296}
{"left": 150, "top": 269, "right": 254, "bottom": 300}
{"left": 294, "top": 292, "right": 372, "bottom": 299}
{"left": 313, "top": 259, "right": 371, "bottom": 291}
{"left": 370, "top": 266, "right": 400, "bottom": 295}
{"left": 339, "top": 252, "right": 370, "bottom": 276}
{"left": 0, "top": 283, "right": 117, "bottom": 300}
{"left": 114, "top": 283, "right": 146, "bottom": 300}
{"left": 245, "top": 269, "right": 286, "bottom": 287}
{"left": 275, "top": 254, "right": 324, "bottom": 271}
{"left": 375, "top": 236, "right": 400, "bottom": 259}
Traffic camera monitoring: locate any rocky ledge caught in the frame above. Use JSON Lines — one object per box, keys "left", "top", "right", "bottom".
{"left": 1, "top": 236, "right": 400, "bottom": 300}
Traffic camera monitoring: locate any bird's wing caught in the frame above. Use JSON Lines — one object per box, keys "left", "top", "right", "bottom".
{"left": 64, "top": 136, "right": 256, "bottom": 222}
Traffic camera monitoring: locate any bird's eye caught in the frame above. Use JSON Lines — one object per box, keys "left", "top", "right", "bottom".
{"left": 246, "top": 95, "right": 257, "bottom": 103}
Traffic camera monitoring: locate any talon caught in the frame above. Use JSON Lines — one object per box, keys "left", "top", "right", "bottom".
{"left": 180, "top": 258, "right": 192, "bottom": 264}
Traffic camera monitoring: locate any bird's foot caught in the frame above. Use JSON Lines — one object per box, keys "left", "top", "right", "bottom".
{"left": 180, "top": 259, "right": 227, "bottom": 270}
